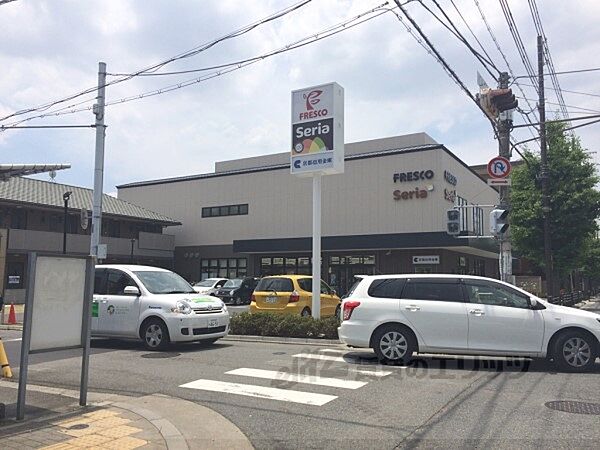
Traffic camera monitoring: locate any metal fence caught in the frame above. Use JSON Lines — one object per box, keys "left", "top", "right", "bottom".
{"left": 547, "top": 291, "right": 591, "bottom": 307}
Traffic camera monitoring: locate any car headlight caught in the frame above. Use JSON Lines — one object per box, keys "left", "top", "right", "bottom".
{"left": 220, "top": 300, "right": 228, "bottom": 312}
{"left": 230, "top": 290, "right": 236, "bottom": 295}
{"left": 171, "top": 300, "right": 192, "bottom": 315}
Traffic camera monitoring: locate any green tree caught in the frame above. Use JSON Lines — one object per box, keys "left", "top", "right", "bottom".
{"left": 581, "top": 236, "right": 600, "bottom": 282}
{"left": 510, "top": 121, "right": 600, "bottom": 279}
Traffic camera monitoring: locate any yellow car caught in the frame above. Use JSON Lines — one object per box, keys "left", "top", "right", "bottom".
{"left": 250, "top": 275, "right": 341, "bottom": 318}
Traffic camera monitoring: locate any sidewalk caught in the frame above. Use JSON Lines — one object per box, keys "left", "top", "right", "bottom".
{"left": 0, "top": 380, "right": 253, "bottom": 449}
{"left": 575, "top": 295, "right": 600, "bottom": 313}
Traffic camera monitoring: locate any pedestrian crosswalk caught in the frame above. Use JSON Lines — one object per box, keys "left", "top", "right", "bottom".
{"left": 179, "top": 347, "right": 398, "bottom": 406}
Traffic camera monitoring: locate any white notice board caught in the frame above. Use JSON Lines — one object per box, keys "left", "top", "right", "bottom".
{"left": 29, "top": 256, "right": 87, "bottom": 352}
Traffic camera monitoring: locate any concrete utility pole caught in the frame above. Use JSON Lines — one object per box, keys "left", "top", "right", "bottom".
{"left": 497, "top": 72, "right": 512, "bottom": 282}
{"left": 90, "top": 62, "right": 107, "bottom": 260}
{"left": 538, "top": 36, "right": 554, "bottom": 297}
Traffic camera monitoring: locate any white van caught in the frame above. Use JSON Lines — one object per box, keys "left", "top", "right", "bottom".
{"left": 92, "top": 265, "right": 229, "bottom": 350}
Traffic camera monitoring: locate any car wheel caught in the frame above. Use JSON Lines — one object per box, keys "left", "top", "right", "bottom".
{"left": 372, "top": 325, "right": 415, "bottom": 365}
{"left": 553, "top": 331, "right": 597, "bottom": 372}
{"left": 335, "top": 304, "right": 341, "bottom": 320}
{"left": 301, "top": 307, "right": 311, "bottom": 317}
{"left": 142, "top": 318, "right": 170, "bottom": 351}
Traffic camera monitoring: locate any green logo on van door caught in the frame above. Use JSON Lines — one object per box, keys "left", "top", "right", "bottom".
{"left": 92, "top": 302, "right": 98, "bottom": 318}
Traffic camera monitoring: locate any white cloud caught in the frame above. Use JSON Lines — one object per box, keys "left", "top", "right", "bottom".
{"left": 0, "top": 0, "right": 598, "bottom": 191}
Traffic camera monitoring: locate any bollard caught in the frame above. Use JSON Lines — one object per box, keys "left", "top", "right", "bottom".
{"left": 0, "top": 337, "right": 12, "bottom": 378}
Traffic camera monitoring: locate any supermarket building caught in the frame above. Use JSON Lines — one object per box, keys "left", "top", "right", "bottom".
{"left": 118, "top": 133, "right": 500, "bottom": 295}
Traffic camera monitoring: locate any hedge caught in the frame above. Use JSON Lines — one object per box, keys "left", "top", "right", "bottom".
{"left": 229, "top": 312, "right": 339, "bottom": 339}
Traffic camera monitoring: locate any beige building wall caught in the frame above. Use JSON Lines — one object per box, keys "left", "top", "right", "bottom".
{"left": 119, "top": 146, "right": 498, "bottom": 247}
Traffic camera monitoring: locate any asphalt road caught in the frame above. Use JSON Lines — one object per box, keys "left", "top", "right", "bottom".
{"left": 1, "top": 327, "right": 599, "bottom": 449}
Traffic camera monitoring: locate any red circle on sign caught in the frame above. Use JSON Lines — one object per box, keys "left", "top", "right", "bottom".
{"left": 487, "top": 156, "right": 511, "bottom": 179}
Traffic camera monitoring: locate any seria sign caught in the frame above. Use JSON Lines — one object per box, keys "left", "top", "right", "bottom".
{"left": 290, "top": 82, "right": 344, "bottom": 176}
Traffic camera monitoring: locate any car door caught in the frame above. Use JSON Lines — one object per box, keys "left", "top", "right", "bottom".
{"left": 400, "top": 278, "right": 469, "bottom": 350}
{"left": 463, "top": 280, "right": 544, "bottom": 353}
{"left": 320, "top": 280, "right": 337, "bottom": 316}
{"left": 366, "top": 278, "right": 406, "bottom": 323}
{"left": 92, "top": 269, "right": 108, "bottom": 333}
{"left": 99, "top": 269, "right": 142, "bottom": 336}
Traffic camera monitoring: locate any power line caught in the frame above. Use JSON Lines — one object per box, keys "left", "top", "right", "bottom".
{"left": 527, "top": 0, "right": 569, "bottom": 121}
{"left": 516, "top": 96, "right": 600, "bottom": 114}
{"left": 499, "top": 0, "right": 538, "bottom": 92}
{"left": 513, "top": 67, "right": 600, "bottom": 80}
{"left": 449, "top": 0, "right": 495, "bottom": 68}
{"left": 416, "top": 0, "right": 499, "bottom": 81}
{"left": 512, "top": 113, "right": 600, "bottom": 129}
{"left": 391, "top": 1, "right": 497, "bottom": 129}
{"left": 0, "top": 0, "right": 313, "bottom": 123}
{"left": 2, "top": 3, "right": 393, "bottom": 129}
{"left": 517, "top": 82, "right": 600, "bottom": 99}
{"left": 512, "top": 118, "right": 600, "bottom": 146}
{"left": 472, "top": 0, "right": 539, "bottom": 146}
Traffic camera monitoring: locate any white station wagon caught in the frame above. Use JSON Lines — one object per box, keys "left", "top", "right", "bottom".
{"left": 92, "top": 265, "right": 230, "bottom": 350}
{"left": 339, "top": 274, "right": 600, "bottom": 372}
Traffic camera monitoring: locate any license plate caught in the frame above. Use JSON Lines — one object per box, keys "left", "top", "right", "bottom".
{"left": 266, "top": 296, "right": 278, "bottom": 304}
{"left": 208, "top": 318, "right": 219, "bottom": 328}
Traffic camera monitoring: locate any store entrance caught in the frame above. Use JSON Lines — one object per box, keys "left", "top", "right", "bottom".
{"left": 328, "top": 255, "right": 376, "bottom": 297}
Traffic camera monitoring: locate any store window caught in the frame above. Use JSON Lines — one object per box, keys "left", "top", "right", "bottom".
{"left": 260, "top": 256, "right": 312, "bottom": 276}
{"left": 200, "top": 258, "right": 247, "bottom": 280}
{"left": 201, "top": 204, "right": 249, "bottom": 218}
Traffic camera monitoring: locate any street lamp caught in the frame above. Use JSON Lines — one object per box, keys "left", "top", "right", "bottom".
{"left": 63, "top": 191, "right": 72, "bottom": 254}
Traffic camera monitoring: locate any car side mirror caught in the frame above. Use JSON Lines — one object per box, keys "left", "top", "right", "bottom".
{"left": 124, "top": 285, "right": 140, "bottom": 296}
{"left": 530, "top": 298, "right": 545, "bottom": 310}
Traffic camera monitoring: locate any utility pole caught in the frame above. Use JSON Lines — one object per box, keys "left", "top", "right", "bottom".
{"left": 497, "top": 72, "right": 512, "bottom": 283}
{"left": 538, "top": 36, "right": 554, "bottom": 297}
{"left": 90, "top": 62, "right": 107, "bottom": 260}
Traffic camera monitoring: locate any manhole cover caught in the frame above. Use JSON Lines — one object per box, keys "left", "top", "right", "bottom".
{"left": 545, "top": 401, "right": 600, "bottom": 415}
{"left": 272, "top": 352, "right": 286, "bottom": 355}
{"left": 67, "top": 423, "right": 90, "bottom": 430}
{"left": 141, "top": 352, "right": 181, "bottom": 359}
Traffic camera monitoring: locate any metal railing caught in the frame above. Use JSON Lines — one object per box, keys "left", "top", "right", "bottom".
{"left": 547, "top": 290, "right": 591, "bottom": 307}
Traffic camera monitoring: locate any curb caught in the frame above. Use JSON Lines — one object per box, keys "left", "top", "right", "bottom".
{"left": 223, "top": 335, "right": 342, "bottom": 346}
{"left": 0, "top": 325, "right": 23, "bottom": 331}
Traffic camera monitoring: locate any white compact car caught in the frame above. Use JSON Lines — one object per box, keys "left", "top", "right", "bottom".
{"left": 193, "top": 278, "right": 229, "bottom": 296}
{"left": 92, "top": 265, "right": 229, "bottom": 350}
{"left": 338, "top": 274, "right": 600, "bottom": 372}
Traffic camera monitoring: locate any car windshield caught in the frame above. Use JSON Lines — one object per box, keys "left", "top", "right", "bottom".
{"left": 223, "top": 279, "right": 243, "bottom": 288}
{"left": 195, "top": 279, "right": 217, "bottom": 287}
{"left": 133, "top": 271, "right": 195, "bottom": 294}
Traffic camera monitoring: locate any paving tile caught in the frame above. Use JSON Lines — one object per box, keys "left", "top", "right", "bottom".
{"left": 38, "top": 443, "right": 77, "bottom": 450}
{"left": 51, "top": 417, "right": 94, "bottom": 427}
{"left": 82, "top": 409, "right": 119, "bottom": 420}
{"left": 63, "top": 433, "right": 113, "bottom": 447}
{"left": 101, "top": 436, "right": 148, "bottom": 450}
{"left": 60, "top": 424, "right": 103, "bottom": 437}
{"left": 90, "top": 416, "right": 131, "bottom": 428}
{"left": 96, "top": 424, "right": 142, "bottom": 439}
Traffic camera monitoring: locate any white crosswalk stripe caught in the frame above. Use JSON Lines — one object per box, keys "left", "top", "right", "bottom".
{"left": 225, "top": 368, "right": 368, "bottom": 389}
{"left": 179, "top": 379, "right": 338, "bottom": 406}
{"left": 292, "top": 353, "right": 350, "bottom": 363}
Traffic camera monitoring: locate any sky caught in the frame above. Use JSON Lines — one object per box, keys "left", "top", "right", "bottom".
{"left": 1, "top": 0, "right": 599, "bottom": 195}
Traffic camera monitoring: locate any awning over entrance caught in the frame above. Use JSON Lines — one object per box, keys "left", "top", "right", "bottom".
{"left": 233, "top": 232, "right": 499, "bottom": 258}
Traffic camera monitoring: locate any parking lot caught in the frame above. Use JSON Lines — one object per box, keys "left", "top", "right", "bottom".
{"left": 1, "top": 328, "right": 599, "bottom": 449}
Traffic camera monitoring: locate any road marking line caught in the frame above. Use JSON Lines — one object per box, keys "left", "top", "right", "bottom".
{"left": 179, "top": 379, "right": 337, "bottom": 406}
{"left": 349, "top": 368, "right": 393, "bottom": 377}
{"left": 293, "top": 353, "right": 350, "bottom": 363}
{"left": 317, "top": 348, "right": 349, "bottom": 354}
{"left": 225, "top": 368, "right": 367, "bottom": 389}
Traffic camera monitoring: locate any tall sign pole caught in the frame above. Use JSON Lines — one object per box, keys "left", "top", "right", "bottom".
{"left": 291, "top": 83, "right": 344, "bottom": 319}
{"left": 538, "top": 35, "right": 554, "bottom": 297}
{"left": 90, "top": 62, "right": 106, "bottom": 260}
